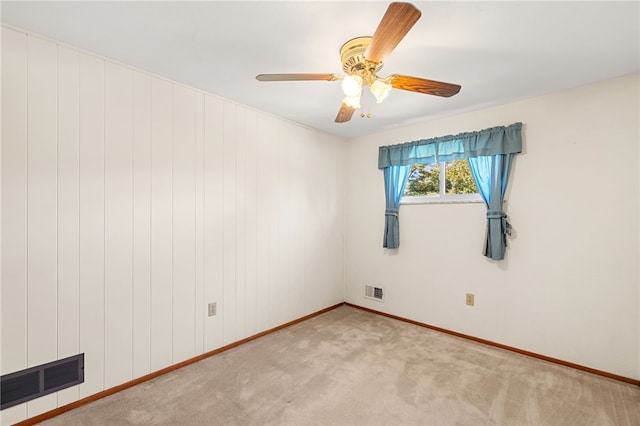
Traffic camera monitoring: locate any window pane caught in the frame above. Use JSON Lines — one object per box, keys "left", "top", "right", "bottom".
{"left": 445, "top": 159, "right": 478, "bottom": 194}
{"left": 405, "top": 163, "right": 440, "bottom": 196}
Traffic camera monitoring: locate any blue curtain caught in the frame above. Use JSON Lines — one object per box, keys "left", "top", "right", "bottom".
{"left": 467, "top": 155, "right": 514, "bottom": 260}
{"left": 383, "top": 165, "right": 410, "bottom": 248}
{"left": 378, "top": 122, "right": 522, "bottom": 257}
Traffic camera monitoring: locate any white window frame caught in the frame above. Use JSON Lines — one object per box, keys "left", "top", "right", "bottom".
{"left": 401, "top": 161, "right": 483, "bottom": 205}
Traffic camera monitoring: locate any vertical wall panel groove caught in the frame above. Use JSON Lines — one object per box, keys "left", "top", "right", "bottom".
{"left": 171, "top": 85, "right": 196, "bottom": 363}
{"left": 235, "top": 106, "right": 247, "bottom": 340}
{"left": 56, "top": 44, "right": 80, "bottom": 406}
{"left": 78, "top": 52, "right": 106, "bottom": 399}
{"left": 244, "top": 109, "right": 258, "bottom": 336}
{"left": 194, "top": 93, "right": 205, "bottom": 355}
{"left": 104, "top": 61, "right": 134, "bottom": 388}
{"left": 26, "top": 35, "right": 59, "bottom": 417}
{"left": 203, "top": 95, "right": 224, "bottom": 351}
{"left": 222, "top": 103, "right": 237, "bottom": 344}
{"left": 255, "top": 113, "right": 271, "bottom": 332}
{"left": 269, "top": 122, "right": 280, "bottom": 329}
{"left": 1, "top": 27, "right": 29, "bottom": 425}
{"left": 131, "top": 75, "right": 135, "bottom": 378}
{"left": 150, "top": 77, "right": 173, "bottom": 371}
{"left": 102, "top": 60, "right": 106, "bottom": 389}
{"left": 278, "top": 126, "right": 293, "bottom": 324}
{"left": 132, "top": 71, "right": 152, "bottom": 377}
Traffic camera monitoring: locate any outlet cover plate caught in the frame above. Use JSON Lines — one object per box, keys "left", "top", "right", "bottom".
{"left": 466, "top": 293, "right": 475, "bottom": 306}
{"left": 208, "top": 302, "right": 217, "bottom": 316}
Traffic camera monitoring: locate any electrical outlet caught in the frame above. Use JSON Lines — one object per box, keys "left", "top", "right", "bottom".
{"left": 208, "top": 302, "right": 217, "bottom": 316}
{"left": 466, "top": 293, "right": 475, "bottom": 306}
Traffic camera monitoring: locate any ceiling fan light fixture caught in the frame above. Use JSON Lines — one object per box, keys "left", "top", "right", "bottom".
{"left": 256, "top": 3, "right": 460, "bottom": 124}
{"left": 370, "top": 78, "right": 392, "bottom": 103}
{"left": 341, "top": 75, "right": 363, "bottom": 97}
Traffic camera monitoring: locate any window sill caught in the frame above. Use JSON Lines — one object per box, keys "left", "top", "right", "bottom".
{"left": 401, "top": 195, "right": 484, "bottom": 205}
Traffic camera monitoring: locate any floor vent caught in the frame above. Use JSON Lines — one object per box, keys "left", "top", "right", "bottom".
{"left": 1, "top": 353, "right": 84, "bottom": 410}
{"left": 365, "top": 285, "right": 384, "bottom": 302}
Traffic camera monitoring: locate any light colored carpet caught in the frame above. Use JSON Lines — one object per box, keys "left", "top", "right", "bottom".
{"left": 40, "top": 305, "right": 640, "bottom": 425}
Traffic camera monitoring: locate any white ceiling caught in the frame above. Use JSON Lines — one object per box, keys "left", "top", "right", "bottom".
{"left": 2, "top": 1, "right": 639, "bottom": 139}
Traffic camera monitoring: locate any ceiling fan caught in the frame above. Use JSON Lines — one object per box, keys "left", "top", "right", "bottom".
{"left": 255, "top": 2, "right": 461, "bottom": 124}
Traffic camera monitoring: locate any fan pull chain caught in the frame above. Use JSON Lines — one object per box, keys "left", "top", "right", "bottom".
{"left": 360, "top": 92, "right": 373, "bottom": 118}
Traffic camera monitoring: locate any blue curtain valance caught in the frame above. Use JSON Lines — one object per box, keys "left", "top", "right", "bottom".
{"left": 378, "top": 122, "right": 523, "bottom": 169}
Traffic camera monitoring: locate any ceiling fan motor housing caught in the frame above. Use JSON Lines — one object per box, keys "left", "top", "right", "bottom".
{"left": 340, "top": 36, "right": 383, "bottom": 80}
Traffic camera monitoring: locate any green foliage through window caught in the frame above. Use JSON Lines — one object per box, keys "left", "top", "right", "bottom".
{"left": 405, "top": 159, "right": 478, "bottom": 197}
{"left": 405, "top": 163, "right": 440, "bottom": 196}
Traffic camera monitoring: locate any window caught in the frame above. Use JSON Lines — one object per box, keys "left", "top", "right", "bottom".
{"left": 379, "top": 122, "right": 522, "bottom": 253}
{"left": 403, "top": 159, "right": 481, "bottom": 203}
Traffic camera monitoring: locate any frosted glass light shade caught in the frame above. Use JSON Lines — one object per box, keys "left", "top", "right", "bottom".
{"left": 343, "top": 94, "right": 361, "bottom": 109}
{"left": 370, "top": 79, "right": 392, "bottom": 103}
{"left": 341, "top": 75, "right": 363, "bottom": 97}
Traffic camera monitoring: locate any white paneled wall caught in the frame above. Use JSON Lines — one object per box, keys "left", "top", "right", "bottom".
{"left": 1, "top": 27, "right": 345, "bottom": 425}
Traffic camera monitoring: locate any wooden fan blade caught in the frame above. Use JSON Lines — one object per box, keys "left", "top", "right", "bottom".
{"left": 390, "top": 74, "right": 461, "bottom": 97}
{"left": 256, "top": 73, "right": 339, "bottom": 82}
{"left": 335, "top": 103, "right": 355, "bottom": 123}
{"left": 364, "top": 2, "right": 422, "bottom": 63}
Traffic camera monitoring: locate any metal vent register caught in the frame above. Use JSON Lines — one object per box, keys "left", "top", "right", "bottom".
{"left": 365, "top": 285, "right": 384, "bottom": 302}
{"left": 1, "top": 354, "right": 84, "bottom": 410}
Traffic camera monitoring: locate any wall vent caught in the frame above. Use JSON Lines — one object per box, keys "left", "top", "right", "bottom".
{"left": 1, "top": 353, "right": 84, "bottom": 410}
{"left": 364, "top": 285, "right": 384, "bottom": 302}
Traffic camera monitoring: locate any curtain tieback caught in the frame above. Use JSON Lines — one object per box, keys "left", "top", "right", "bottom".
{"left": 385, "top": 209, "right": 398, "bottom": 217}
{"left": 486, "top": 210, "right": 512, "bottom": 236}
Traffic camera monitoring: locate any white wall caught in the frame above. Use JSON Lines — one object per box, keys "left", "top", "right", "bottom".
{"left": 345, "top": 73, "right": 640, "bottom": 380}
{"left": 0, "top": 27, "right": 345, "bottom": 425}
